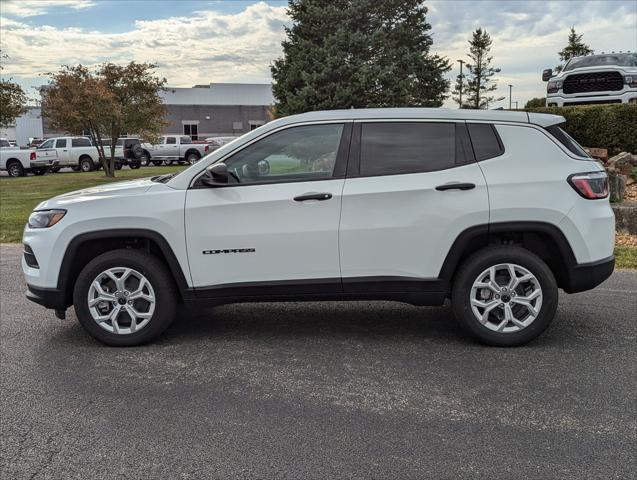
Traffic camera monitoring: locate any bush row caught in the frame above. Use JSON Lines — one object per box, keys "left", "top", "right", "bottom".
{"left": 527, "top": 104, "right": 637, "bottom": 155}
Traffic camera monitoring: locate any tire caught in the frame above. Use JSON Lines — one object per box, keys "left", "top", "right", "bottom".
{"left": 140, "top": 152, "right": 150, "bottom": 166}
{"left": 50, "top": 167, "right": 60, "bottom": 173}
{"left": 114, "top": 162, "right": 123, "bottom": 170}
{"left": 186, "top": 152, "right": 200, "bottom": 164}
{"left": 151, "top": 160, "right": 162, "bottom": 166}
{"left": 451, "top": 246, "right": 558, "bottom": 347}
{"left": 6, "top": 160, "right": 25, "bottom": 177}
{"left": 129, "top": 162, "right": 141, "bottom": 170}
{"left": 73, "top": 249, "right": 178, "bottom": 347}
{"left": 32, "top": 169, "right": 46, "bottom": 176}
{"left": 79, "top": 156, "right": 94, "bottom": 172}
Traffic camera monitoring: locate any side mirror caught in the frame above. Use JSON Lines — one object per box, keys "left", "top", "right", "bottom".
{"left": 201, "top": 162, "right": 229, "bottom": 187}
{"left": 542, "top": 69, "right": 553, "bottom": 82}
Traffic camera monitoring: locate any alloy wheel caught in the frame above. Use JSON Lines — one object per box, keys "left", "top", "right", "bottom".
{"left": 469, "top": 263, "right": 543, "bottom": 333}
{"left": 87, "top": 267, "right": 156, "bottom": 335}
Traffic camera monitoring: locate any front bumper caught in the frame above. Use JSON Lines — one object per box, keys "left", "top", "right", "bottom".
{"left": 561, "top": 255, "right": 615, "bottom": 294}
{"left": 26, "top": 283, "right": 68, "bottom": 310}
{"left": 547, "top": 90, "right": 637, "bottom": 107}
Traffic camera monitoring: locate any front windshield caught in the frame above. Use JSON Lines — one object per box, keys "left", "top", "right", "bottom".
{"left": 563, "top": 54, "right": 637, "bottom": 71}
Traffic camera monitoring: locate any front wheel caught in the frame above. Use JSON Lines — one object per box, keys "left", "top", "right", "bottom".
{"left": 73, "top": 249, "right": 177, "bottom": 346}
{"left": 451, "top": 246, "right": 558, "bottom": 347}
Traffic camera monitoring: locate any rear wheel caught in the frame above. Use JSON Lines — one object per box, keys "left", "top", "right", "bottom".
{"left": 79, "top": 156, "right": 94, "bottom": 172}
{"left": 140, "top": 152, "right": 150, "bottom": 166}
{"left": 451, "top": 246, "right": 558, "bottom": 347}
{"left": 186, "top": 152, "right": 200, "bottom": 164}
{"left": 73, "top": 249, "right": 177, "bottom": 346}
{"left": 6, "top": 160, "right": 24, "bottom": 177}
{"left": 151, "top": 160, "right": 163, "bottom": 166}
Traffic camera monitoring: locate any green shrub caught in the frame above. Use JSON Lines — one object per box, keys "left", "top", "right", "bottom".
{"left": 526, "top": 104, "right": 637, "bottom": 154}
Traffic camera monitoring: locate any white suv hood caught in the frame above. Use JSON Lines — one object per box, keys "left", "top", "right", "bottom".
{"left": 35, "top": 177, "right": 159, "bottom": 209}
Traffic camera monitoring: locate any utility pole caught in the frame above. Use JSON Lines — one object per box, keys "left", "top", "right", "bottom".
{"left": 457, "top": 59, "right": 464, "bottom": 108}
{"left": 508, "top": 84, "right": 513, "bottom": 110}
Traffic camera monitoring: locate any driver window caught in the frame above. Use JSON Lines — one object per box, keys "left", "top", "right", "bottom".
{"left": 40, "top": 139, "right": 54, "bottom": 149}
{"left": 224, "top": 123, "right": 344, "bottom": 184}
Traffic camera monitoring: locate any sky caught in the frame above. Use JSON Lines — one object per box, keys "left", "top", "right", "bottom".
{"left": 0, "top": 0, "right": 636, "bottom": 108}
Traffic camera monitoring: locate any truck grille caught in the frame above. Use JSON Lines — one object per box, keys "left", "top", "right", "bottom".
{"left": 563, "top": 71, "right": 623, "bottom": 94}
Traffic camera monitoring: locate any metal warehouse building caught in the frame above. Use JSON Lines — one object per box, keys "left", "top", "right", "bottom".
{"left": 4, "top": 83, "right": 275, "bottom": 146}
{"left": 160, "top": 83, "right": 275, "bottom": 139}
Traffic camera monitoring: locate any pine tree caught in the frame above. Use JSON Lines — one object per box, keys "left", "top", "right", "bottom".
{"left": 462, "top": 28, "right": 503, "bottom": 109}
{"left": 556, "top": 26, "right": 594, "bottom": 72}
{"left": 271, "top": 0, "right": 451, "bottom": 116}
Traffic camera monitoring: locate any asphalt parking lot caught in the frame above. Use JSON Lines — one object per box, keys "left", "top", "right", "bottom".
{"left": 1, "top": 243, "right": 635, "bottom": 479}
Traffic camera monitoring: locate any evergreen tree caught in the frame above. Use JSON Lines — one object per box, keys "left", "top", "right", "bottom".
{"left": 462, "top": 28, "right": 503, "bottom": 109}
{"left": 271, "top": 0, "right": 451, "bottom": 116}
{"left": 556, "top": 26, "right": 594, "bottom": 72}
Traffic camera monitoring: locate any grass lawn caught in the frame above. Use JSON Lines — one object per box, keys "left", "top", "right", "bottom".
{"left": 0, "top": 166, "right": 185, "bottom": 243}
{"left": 1, "top": 167, "right": 636, "bottom": 269}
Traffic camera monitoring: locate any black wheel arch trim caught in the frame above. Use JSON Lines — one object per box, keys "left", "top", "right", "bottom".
{"left": 57, "top": 228, "right": 191, "bottom": 303}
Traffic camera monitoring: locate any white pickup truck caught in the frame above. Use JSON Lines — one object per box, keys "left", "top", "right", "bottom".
{"left": 0, "top": 138, "right": 58, "bottom": 177}
{"left": 145, "top": 135, "right": 210, "bottom": 165}
{"left": 38, "top": 136, "right": 104, "bottom": 172}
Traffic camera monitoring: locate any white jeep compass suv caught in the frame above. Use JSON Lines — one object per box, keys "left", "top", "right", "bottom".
{"left": 23, "top": 108, "right": 615, "bottom": 347}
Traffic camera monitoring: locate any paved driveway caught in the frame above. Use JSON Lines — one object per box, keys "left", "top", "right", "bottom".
{"left": 1, "top": 244, "right": 635, "bottom": 479}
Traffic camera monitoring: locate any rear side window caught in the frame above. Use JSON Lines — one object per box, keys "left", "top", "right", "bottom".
{"left": 71, "top": 138, "right": 91, "bottom": 147}
{"left": 360, "top": 122, "right": 456, "bottom": 176}
{"left": 165, "top": 137, "right": 176, "bottom": 145}
{"left": 55, "top": 139, "right": 67, "bottom": 148}
{"left": 467, "top": 123, "right": 504, "bottom": 161}
{"left": 545, "top": 125, "right": 589, "bottom": 157}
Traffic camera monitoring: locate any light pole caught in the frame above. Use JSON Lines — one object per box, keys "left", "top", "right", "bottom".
{"left": 457, "top": 60, "right": 465, "bottom": 108}
{"left": 508, "top": 84, "right": 513, "bottom": 110}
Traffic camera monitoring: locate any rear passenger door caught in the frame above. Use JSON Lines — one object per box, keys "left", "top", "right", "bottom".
{"left": 54, "top": 138, "right": 70, "bottom": 165}
{"left": 339, "top": 121, "right": 489, "bottom": 289}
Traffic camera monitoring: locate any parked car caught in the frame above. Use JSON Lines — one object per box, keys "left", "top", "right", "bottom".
{"left": 145, "top": 135, "right": 209, "bottom": 165}
{"left": 542, "top": 52, "right": 637, "bottom": 106}
{"left": 23, "top": 108, "right": 614, "bottom": 347}
{"left": 39, "top": 136, "right": 102, "bottom": 172}
{"left": 1, "top": 138, "right": 57, "bottom": 177}
{"left": 100, "top": 137, "right": 147, "bottom": 169}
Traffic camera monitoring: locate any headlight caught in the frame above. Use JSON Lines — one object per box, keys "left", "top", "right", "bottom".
{"left": 547, "top": 80, "right": 563, "bottom": 94}
{"left": 624, "top": 75, "right": 637, "bottom": 88}
{"left": 27, "top": 209, "right": 66, "bottom": 229}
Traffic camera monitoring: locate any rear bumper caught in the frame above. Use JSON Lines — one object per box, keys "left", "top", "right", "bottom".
{"left": 26, "top": 284, "right": 68, "bottom": 310}
{"left": 562, "top": 255, "right": 615, "bottom": 294}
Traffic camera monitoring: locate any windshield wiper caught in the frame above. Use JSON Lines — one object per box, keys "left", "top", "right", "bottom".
{"left": 151, "top": 172, "right": 178, "bottom": 183}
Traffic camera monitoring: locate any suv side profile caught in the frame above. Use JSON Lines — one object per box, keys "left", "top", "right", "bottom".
{"left": 23, "top": 108, "right": 615, "bottom": 347}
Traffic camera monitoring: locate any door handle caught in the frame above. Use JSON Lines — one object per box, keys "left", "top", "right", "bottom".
{"left": 294, "top": 193, "right": 333, "bottom": 202}
{"left": 435, "top": 182, "right": 475, "bottom": 191}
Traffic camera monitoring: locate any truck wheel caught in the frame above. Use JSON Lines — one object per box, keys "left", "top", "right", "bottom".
{"left": 186, "top": 152, "right": 200, "bottom": 164}
{"left": 50, "top": 167, "right": 60, "bottom": 173}
{"left": 140, "top": 152, "right": 150, "bottom": 166}
{"left": 151, "top": 160, "right": 162, "bottom": 166}
{"left": 7, "top": 160, "right": 25, "bottom": 177}
{"left": 114, "top": 162, "right": 123, "bottom": 170}
{"left": 73, "top": 249, "right": 177, "bottom": 347}
{"left": 451, "top": 246, "right": 558, "bottom": 347}
{"left": 80, "top": 156, "right": 94, "bottom": 172}
{"left": 129, "top": 162, "right": 141, "bottom": 170}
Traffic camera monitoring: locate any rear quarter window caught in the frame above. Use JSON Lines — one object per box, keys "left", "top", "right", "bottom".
{"left": 71, "top": 138, "right": 92, "bottom": 147}
{"left": 545, "top": 125, "right": 589, "bottom": 158}
{"left": 467, "top": 123, "right": 504, "bottom": 161}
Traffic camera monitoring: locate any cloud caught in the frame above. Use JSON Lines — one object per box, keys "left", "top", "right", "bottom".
{"left": 0, "top": 0, "right": 96, "bottom": 17}
{"left": 1, "top": 1, "right": 289, "bottom": 87}
{"left": 0, "top": 0, "right": 635, "bottom": 107}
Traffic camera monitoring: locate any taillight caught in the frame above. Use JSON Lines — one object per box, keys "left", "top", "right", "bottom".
{"left": 30, "top": 152, "right": 36, "bottom": 161}
{"left": 568, "top": 171, "right": 609, "bottom": 199}
{"left": 204, "top": 145, "right": 209, "bottom": 153}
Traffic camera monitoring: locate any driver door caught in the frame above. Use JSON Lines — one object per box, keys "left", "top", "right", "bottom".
{"left": 185, "top": 122, "right": 352, "bottom": 296}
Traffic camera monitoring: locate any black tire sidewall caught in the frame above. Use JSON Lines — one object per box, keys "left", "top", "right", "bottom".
{"left": 451, "top": 246, "right": 558, "bottom": 347}
{"left": 73, "top": 249, "right": 177, "bottom": 346}
{"left": 7, "top": 162, "right": 24, "bottom": 177}
{"left": 80, "top": 157, "right": 93, "bottom": 172}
